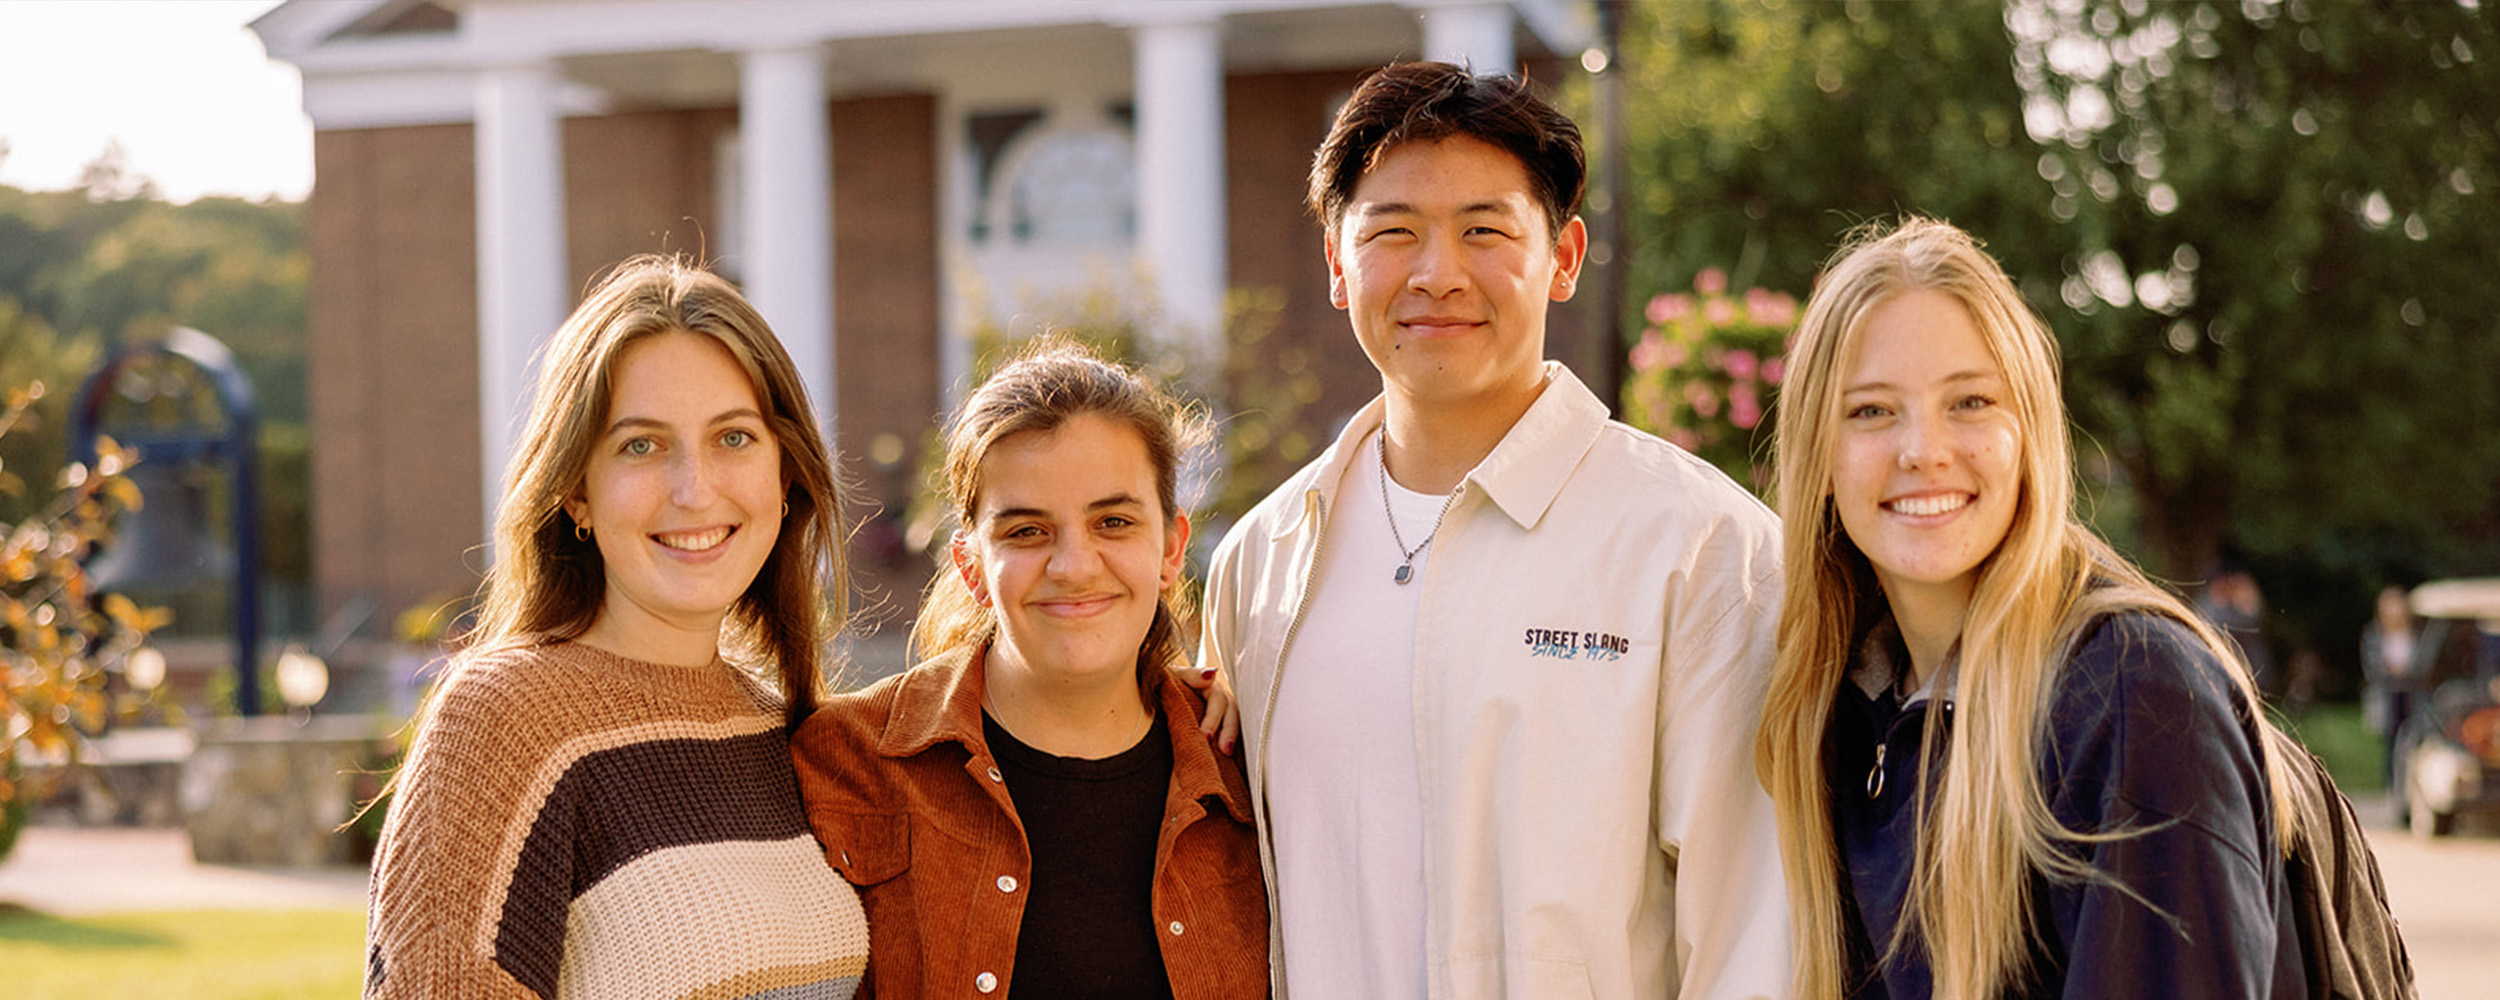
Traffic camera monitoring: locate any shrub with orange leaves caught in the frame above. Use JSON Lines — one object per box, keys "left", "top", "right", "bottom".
{"left": 1, "top": 380, "right": 166, "bottom": 855}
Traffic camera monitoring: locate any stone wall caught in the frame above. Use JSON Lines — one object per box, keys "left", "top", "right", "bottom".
{"left": 181, "top": 714, "right": 394, "bottom": 868}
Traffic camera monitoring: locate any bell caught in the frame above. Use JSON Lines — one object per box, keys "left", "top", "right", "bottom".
{"left": 86, "top": 460, "right": 235, "bottom": 592}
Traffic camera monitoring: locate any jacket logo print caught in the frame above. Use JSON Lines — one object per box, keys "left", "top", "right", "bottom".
{"left": 1524, "top": 626, "right": 1629, "bottom": 662}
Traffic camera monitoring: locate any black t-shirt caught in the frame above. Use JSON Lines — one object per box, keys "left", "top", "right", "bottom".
{"left": 984, "top": 708, "right": 1178, "bottom": 1000}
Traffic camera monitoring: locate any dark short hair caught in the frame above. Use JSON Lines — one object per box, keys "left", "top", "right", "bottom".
{"left": 1307, "top": 61, "right": 1585, "bottom": 236}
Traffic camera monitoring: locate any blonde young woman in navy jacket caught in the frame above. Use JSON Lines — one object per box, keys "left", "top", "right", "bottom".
{"left": 1757, "top": 219, "right": 2312, "bottom": 1000}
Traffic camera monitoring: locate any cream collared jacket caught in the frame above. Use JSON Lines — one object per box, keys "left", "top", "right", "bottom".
{"left": 1200, "top": 363, "right": 1793, "bottom": 1000}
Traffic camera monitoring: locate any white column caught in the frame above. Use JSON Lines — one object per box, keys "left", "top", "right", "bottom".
{"left": 934, "top": 91, "right": 976, "bottom": 411}
{"left": 474, "top": 62, "right": 569, "bottom": 543}
{"left": 739, "top": 45, "right": 837, "bottom": 444}
{"left": 1419, "top": 1, "right": 1517, "bottom": 75}
{"left": 1132, "top": 17, "right": 1227, "bottom": 359}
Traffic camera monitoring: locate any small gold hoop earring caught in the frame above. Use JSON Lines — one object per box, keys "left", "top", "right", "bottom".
{"left": 574, "top": 522, "right": 591, "bottom": 542}
{"left": 781, "top": 500, "right": 790, "bottom": 518}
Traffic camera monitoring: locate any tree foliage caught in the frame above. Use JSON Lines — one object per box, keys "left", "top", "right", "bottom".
{"left": 1623, "top": 0, "right": 2058, "bottom": 298}
{"left": 1, "top": 381, "right": 166, "bottom": 834}
{"left": 2007, "top": 0, "right": 2500, "bottom": 590}
{"left": 0, "top": 164, "right": 310, "bottom": 589}
{"left": 1619, "top": 0, "right": 2500, "bottom": 673}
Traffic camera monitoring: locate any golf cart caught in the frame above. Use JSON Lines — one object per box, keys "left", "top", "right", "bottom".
{"left": 2392, "top": 578, "right": 2500, "bottom": 837}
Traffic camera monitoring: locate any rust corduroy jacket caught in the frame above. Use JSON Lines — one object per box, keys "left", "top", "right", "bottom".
{"left": 793, "top": 645, "right": 1270, "bottom": 999}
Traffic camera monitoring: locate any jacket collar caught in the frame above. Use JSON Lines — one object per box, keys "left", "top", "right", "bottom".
{"left": 1281, "top": 360, "right": 1608, "bottom": 540}
{"left": 876, "top": 644, "right": 989, "bottom": 759}
{"left": 1850, "top": 614, "right": 1962, "bottom": 708}
{"left": 1469, "top": 362, "right": 1609, "bottom": 531}
{"left": 876, "top": 643, "right": 1254, "bottom": 824}
{"left": 1273, "top": 395, "right": 1387, "bottom": 541}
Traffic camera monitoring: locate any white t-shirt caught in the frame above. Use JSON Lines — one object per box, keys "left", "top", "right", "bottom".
{"left": 1265, "top": 430, "right": 1454, "bottom": 1000}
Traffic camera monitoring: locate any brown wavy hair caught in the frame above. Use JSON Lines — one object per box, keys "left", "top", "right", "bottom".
{"left": 911, "top": 336, "right": 1206, "bottom": 689}
{"left": 468, "top": 254, "right": 848, "bottom": 725}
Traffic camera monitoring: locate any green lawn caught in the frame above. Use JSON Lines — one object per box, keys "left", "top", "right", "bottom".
{"left": 2282, "top": 699, "right": 2387, "bottom": 794}
{"left": 0, "top": 905, "right": 364, "bottom": 999}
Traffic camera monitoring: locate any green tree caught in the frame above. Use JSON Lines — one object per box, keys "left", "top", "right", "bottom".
{"left": 0, "top": 184, "right": 310, "bottom": 426}
{"left": 1623, "top": 1, "right": 2056, "bottom": 302}
{"left": 0, "top": 169, "right": 310, "bottom": 598}
{"left": 1619, "top": 0, "right": 2500, "bottom": 673}
{"left": 0, "top": 300, "right": 99, "bottom": 528}
{"left": 2007, "top": 0, "right": 2500, "bottom": 592}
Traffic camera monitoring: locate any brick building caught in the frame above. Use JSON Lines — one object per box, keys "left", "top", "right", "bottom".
{"left": 251, "top": 0, "right": 1592, "bottom": 658}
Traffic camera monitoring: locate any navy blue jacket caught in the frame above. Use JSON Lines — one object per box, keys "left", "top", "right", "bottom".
{"left": 1827, "top": 612, "right": 2308, "bottom": 999}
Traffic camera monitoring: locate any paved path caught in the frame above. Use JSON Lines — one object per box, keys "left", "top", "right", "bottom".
{"left": 0, "top": 826, "right": 365, "bottom": 916}
{"left": 1, "top": 793, "right": 2493, "bottom": 999}
{"left": 2349, "top": 793, "right": 2500, "bottom": 1000}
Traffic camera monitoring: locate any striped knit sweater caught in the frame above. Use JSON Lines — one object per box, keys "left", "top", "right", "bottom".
{"left": 365, "top": 641, "right": 869, "bottom": 999}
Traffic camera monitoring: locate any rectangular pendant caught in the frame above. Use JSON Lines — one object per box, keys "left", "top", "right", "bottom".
{"left": 1394, "top": 565, "right": 1413, "bottom": 585}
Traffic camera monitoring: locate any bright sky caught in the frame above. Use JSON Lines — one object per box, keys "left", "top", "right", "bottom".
{"left": 0, "top": 0, "right": 308, "bottom": 203}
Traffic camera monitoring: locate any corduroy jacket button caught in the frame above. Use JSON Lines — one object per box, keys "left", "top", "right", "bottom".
{"left": 1168, "top": 920, "right": 1185, "bottom": 936}
{"left": 976, "top": 972, "right": 998, "bottom": 993}
{"left": 986, "top": 766, "right": 1003, "bottom": 782}
{"left": 996, "top": 875, "right": 1018, "bottom": 893}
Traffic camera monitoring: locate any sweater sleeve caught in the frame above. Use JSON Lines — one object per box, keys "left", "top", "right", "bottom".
{"left": 2045, "top": 615, "right": 2290, "bottom": 1000}
{"left": 366, "top": 661, "right": 573, "bottom": 1000}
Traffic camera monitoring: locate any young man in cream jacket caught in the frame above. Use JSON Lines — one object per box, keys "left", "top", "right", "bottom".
{"left": 1198, "top": 62, "right": 1791, "bottom": 1000}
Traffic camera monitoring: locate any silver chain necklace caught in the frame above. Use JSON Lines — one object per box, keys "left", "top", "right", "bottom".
{"left": 1377, "top": 434, "right": 1461, "bottom": 585}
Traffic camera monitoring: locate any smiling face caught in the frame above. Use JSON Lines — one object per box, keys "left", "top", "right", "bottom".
{"left": 1326, "top": 135, "right": 1586, "bottom": 414}
{"left": 562, "top": 331, "right": 784, "bottom": 658}
{"left": 1831, "top": 289, "right": 2024, "bottom": 623}
{"left": 952, "top": 413, "right": 1189, "bottom": 688}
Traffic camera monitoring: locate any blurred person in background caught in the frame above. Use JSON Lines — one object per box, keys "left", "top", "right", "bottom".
{"left": 2361, "top": 585, "right": 2421, "bottom": 784}
{"left": 2199, "top": 567, "right": 2279, "bottom": 698}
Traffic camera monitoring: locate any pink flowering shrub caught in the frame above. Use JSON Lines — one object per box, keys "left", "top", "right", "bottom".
{"left": 1623, "top": 268, "right": 1799, "bottom": 494}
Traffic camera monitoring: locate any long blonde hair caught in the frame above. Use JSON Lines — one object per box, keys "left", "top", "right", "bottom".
{"left": 469, "top": 254, "right": 849, "bottom": 726}
{"left": 1756, "top": 218, "right": 2301, "bottom": 999}
{"left": 911, "top": 337, "right": 1205, "bottom": 686}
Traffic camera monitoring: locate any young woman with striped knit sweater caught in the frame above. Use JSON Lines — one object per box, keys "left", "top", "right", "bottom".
{"left": 363, "top": 256, "right": 869, "bottom": 999}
